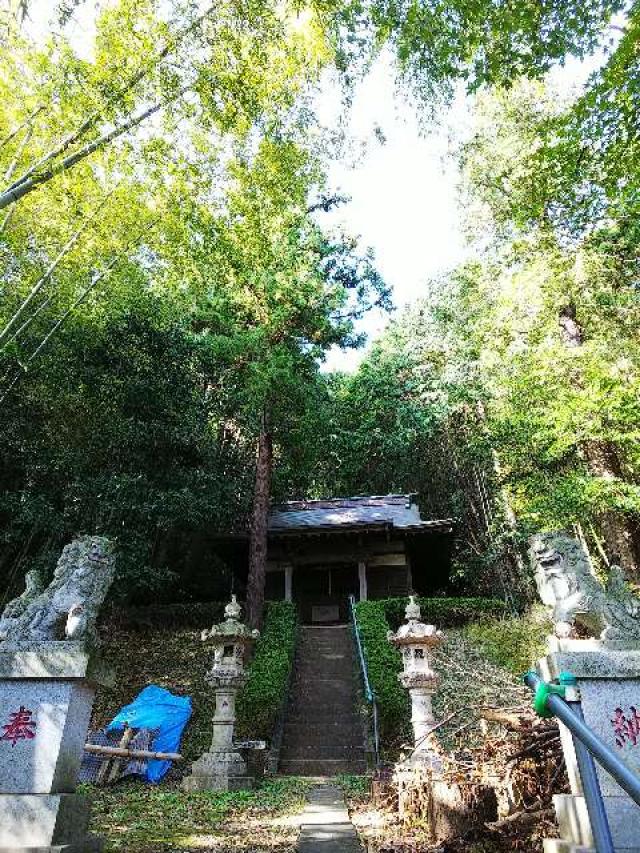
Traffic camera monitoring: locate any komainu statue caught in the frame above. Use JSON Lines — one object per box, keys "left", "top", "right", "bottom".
{"left": 0, "top": 536, "right": 115, "bottom": 643}
{"left": 531, "top": 532, "right": 640, "bottom": 643}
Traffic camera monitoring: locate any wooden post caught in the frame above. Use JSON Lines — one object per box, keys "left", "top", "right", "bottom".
{"left": 358, "top": 561, "right": 367, "bottom": 601}
{"left": 284, "top": 565, "right": 293, "bottom": 602}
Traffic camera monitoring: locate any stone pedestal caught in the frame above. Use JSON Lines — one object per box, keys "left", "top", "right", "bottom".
{"left": 0, "top": 642, "right": 109, "bottom": 852}
{"left": 182, "top": 676, "right": 253, "bottom": 791}
{"left": 539, "top": 638, "right": 640, "bottom": 853}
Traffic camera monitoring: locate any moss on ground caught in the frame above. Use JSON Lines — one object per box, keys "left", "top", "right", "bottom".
{"left": 88, "top": 604, "right": 306, "bottom": 852}
{"left": 92, "top": 619, "right": 215, "bottom": 763}
{"left": 85, "top": 776, "right": 311, "bottom": 852}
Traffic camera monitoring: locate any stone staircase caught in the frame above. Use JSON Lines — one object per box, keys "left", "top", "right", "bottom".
{"left": 279, "top": 625, "right": 367, "bottom": 776}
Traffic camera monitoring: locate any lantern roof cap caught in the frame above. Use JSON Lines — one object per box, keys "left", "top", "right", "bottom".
{"left": 387, "top": 596, "right": 444, "bottom": 647}
{"left": 201, "top": 595, "right": 259, "bottom": 644}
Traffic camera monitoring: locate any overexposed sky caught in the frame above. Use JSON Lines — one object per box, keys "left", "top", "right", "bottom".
{"left": 319, "top": 47, "right": 610, "bottom": 372}
{"left": 317, "top": 55, "right": 469, "bottom": 371}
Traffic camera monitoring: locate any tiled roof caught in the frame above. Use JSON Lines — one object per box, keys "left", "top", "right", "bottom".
{"left": 268, "top": 494, "right": 452, "bottom": 534}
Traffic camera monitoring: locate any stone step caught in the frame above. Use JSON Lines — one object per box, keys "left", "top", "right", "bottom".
{"left": 291, "top": 674, "right": 355, "bottom": 685}
{"left": 278, "top": 626, "right": 364, "bottom": 775}
{"left": 281, "top": 744, "right": 366, "bottom": 759}
{"left": 279, "top": 758, "right": 367, "bottom": 776}
{"left": 282, "top": 727, "right": 363, "bottom": 743}
{"left": 284, "top": 720, "right": 361, "bottom": 734}
{"left": 293, "top": 661, "right": 354, "bottom": 672}
{"left": 283, "top": 724, "right": 364, "bottom": 744}
{"left": 288, "top": 690, "right": 357, "bottom": 705}
{"left": 285, "top": 706, "right": 358, "bottom": 721}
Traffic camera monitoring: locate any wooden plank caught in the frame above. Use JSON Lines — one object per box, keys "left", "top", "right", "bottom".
{"left": 84, "top": 744, "right": 184, "bottom": 762}
{"left": 367, "top": 553, "right": 406, "bottom": 567}
{"left": 107, "top": 725, "right": 135, "bottom": 783}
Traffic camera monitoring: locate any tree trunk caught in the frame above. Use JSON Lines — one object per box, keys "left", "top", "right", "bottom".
{"left": 558, "top": 303, "right": 640, "bottom": 578}
{"left": 245, "top": 415, "right": 273, "bottom": 630}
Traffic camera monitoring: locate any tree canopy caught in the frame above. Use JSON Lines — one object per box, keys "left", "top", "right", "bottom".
{"left": 1, "top": 0, "right": 639, "bottom": 606}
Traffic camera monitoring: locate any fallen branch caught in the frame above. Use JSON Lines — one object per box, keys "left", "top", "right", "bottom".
{"left": 507, "top": 735, "right": 560, "bottom": 764}
{"left": 479, "top": 707, "right": 532, "bottom": 727}
{"left": 485, "top": 807, "right": 555, "bottom": 831}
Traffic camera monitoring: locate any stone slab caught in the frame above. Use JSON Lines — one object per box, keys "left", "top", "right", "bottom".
{"left": 0, "top": 794, "right": 91, "bottom": 846}
{"left": 554, "top": 793, "right": 640, "bottom": 850}
{"left": 540, "top": 652, "right": 640, "bottom": 799}
{"left": 541, "top": 647, "right": 640, "bottom": 680}
{"left": 0, "top": 681, "right": 94, "bottom": 793}
{"left": 543, "top": 842, "right": 594, "bottom": 853}
{"left": 544, "top": 842, "right": 639, "bottom": 853}
{"left": 0, "top": 647, "right": 112, "bottom": 687}
{"left": 297, "top": 785, "right": 361, "bottom": 853}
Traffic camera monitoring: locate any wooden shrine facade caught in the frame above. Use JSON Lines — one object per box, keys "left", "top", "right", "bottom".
{"left": 264, "top": 494, "right": 453, "bottom": 623}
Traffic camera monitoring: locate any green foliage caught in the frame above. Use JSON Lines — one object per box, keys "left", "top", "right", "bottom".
{"left": 354, "top": 601, "right": 410, "bottom": 751}
{"left": 355, "top": 599, "right": 525, "bottom": 752}
{"left": 464, "top": 610, "right": 551, "bottom": 675}
{"left": 335, "top": 774, "right": 371, "bottom": 805}
{"left": 0, "top": 6, "right": 389, "bottom": 600}
{"left": 236, "top": 601, "right": 297, "bottom": 741}
{"left": 380, "top": 597, "right": 507, "bottom": 631}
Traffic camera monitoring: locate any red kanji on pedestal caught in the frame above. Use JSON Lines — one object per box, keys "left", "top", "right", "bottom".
{"left": 611, "top": 706, "right": 640, "bottom": 748}
{"left": 1, "top": 706, "right": 36, "bottom": 746}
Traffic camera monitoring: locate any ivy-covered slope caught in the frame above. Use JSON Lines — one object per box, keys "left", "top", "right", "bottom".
{"left": 354, "top": 597, "right": 539, "bottom": 754}
{"left": 92, "top": 600, "right": 297, "bottom": 766}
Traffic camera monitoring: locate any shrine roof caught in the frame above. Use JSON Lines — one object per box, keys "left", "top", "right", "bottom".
{"left": 268, "top": 494, "right": 453, "bottom": 535}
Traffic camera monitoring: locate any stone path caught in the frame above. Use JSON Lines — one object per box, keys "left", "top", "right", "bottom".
{"left": 297, "top": 784, "right": 362, "bottom": 853}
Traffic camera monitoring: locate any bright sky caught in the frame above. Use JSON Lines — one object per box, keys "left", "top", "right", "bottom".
{"left": 317, "top": 55, "right": 469, "bottom": 371}
{"left": 318, "top": 49, "right": 608, "bottom": 372}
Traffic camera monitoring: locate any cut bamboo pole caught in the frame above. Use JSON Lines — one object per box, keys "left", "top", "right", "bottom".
{"left": 84, "top": 744, "right": 184, "bottom": 762}
{"left": 107, "top": 726, "right": 135, "bottom": 782}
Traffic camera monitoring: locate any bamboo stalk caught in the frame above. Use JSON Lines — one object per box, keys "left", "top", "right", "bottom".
{"left": 107, "top": 726, "right": 136, "bottom": 782}
{"left": 84, "top": 744, "right": 184, "bottom": 762}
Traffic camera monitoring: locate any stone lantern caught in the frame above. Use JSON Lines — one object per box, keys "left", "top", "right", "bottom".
{"left": 388, "top": 595, "right": 444, "bottom": 756}
{"left": 182, "top": 595, "right": 259, "bottom": 791}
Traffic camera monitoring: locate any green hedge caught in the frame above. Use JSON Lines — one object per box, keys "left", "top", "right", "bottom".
{"left": 354, "top": 600, "right": 410, "bottom": 751}
{"left": 236, "top": 601, "right": 297, "bottom": 741}
{"left": 379, "top": 596, "right": 506, "bottom": 631}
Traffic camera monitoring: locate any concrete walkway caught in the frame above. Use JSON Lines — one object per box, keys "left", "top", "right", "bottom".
{"left": 297, "top": 784, "right": 362, "bottom": 853}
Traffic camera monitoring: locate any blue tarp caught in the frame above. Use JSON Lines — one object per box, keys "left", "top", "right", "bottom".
{"left": 107, "top": 685, "right": 192, "bottom": 783}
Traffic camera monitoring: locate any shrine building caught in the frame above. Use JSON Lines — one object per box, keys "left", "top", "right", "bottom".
{"left": 263, "top": 494, "right": 453, "bottom": 623}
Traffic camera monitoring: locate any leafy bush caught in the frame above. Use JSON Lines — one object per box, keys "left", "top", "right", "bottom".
{"left": 354, "top": 601, "right": 410, "bottom": 752}
{"left": 464, "top": 609, "right": 551, "bottom": 675}
{"left": 236, "top": 601, "right": 297, "bottom": 741}
{"left": 355, "top": 597, "right": 515, "bottom": 753}
{"left": 381, "top": 596, "right": 506, "bottom": 631}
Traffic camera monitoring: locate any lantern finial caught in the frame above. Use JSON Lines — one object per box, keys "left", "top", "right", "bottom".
{"left": 405, "top": 594, "right": 420, "bottom": 621}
